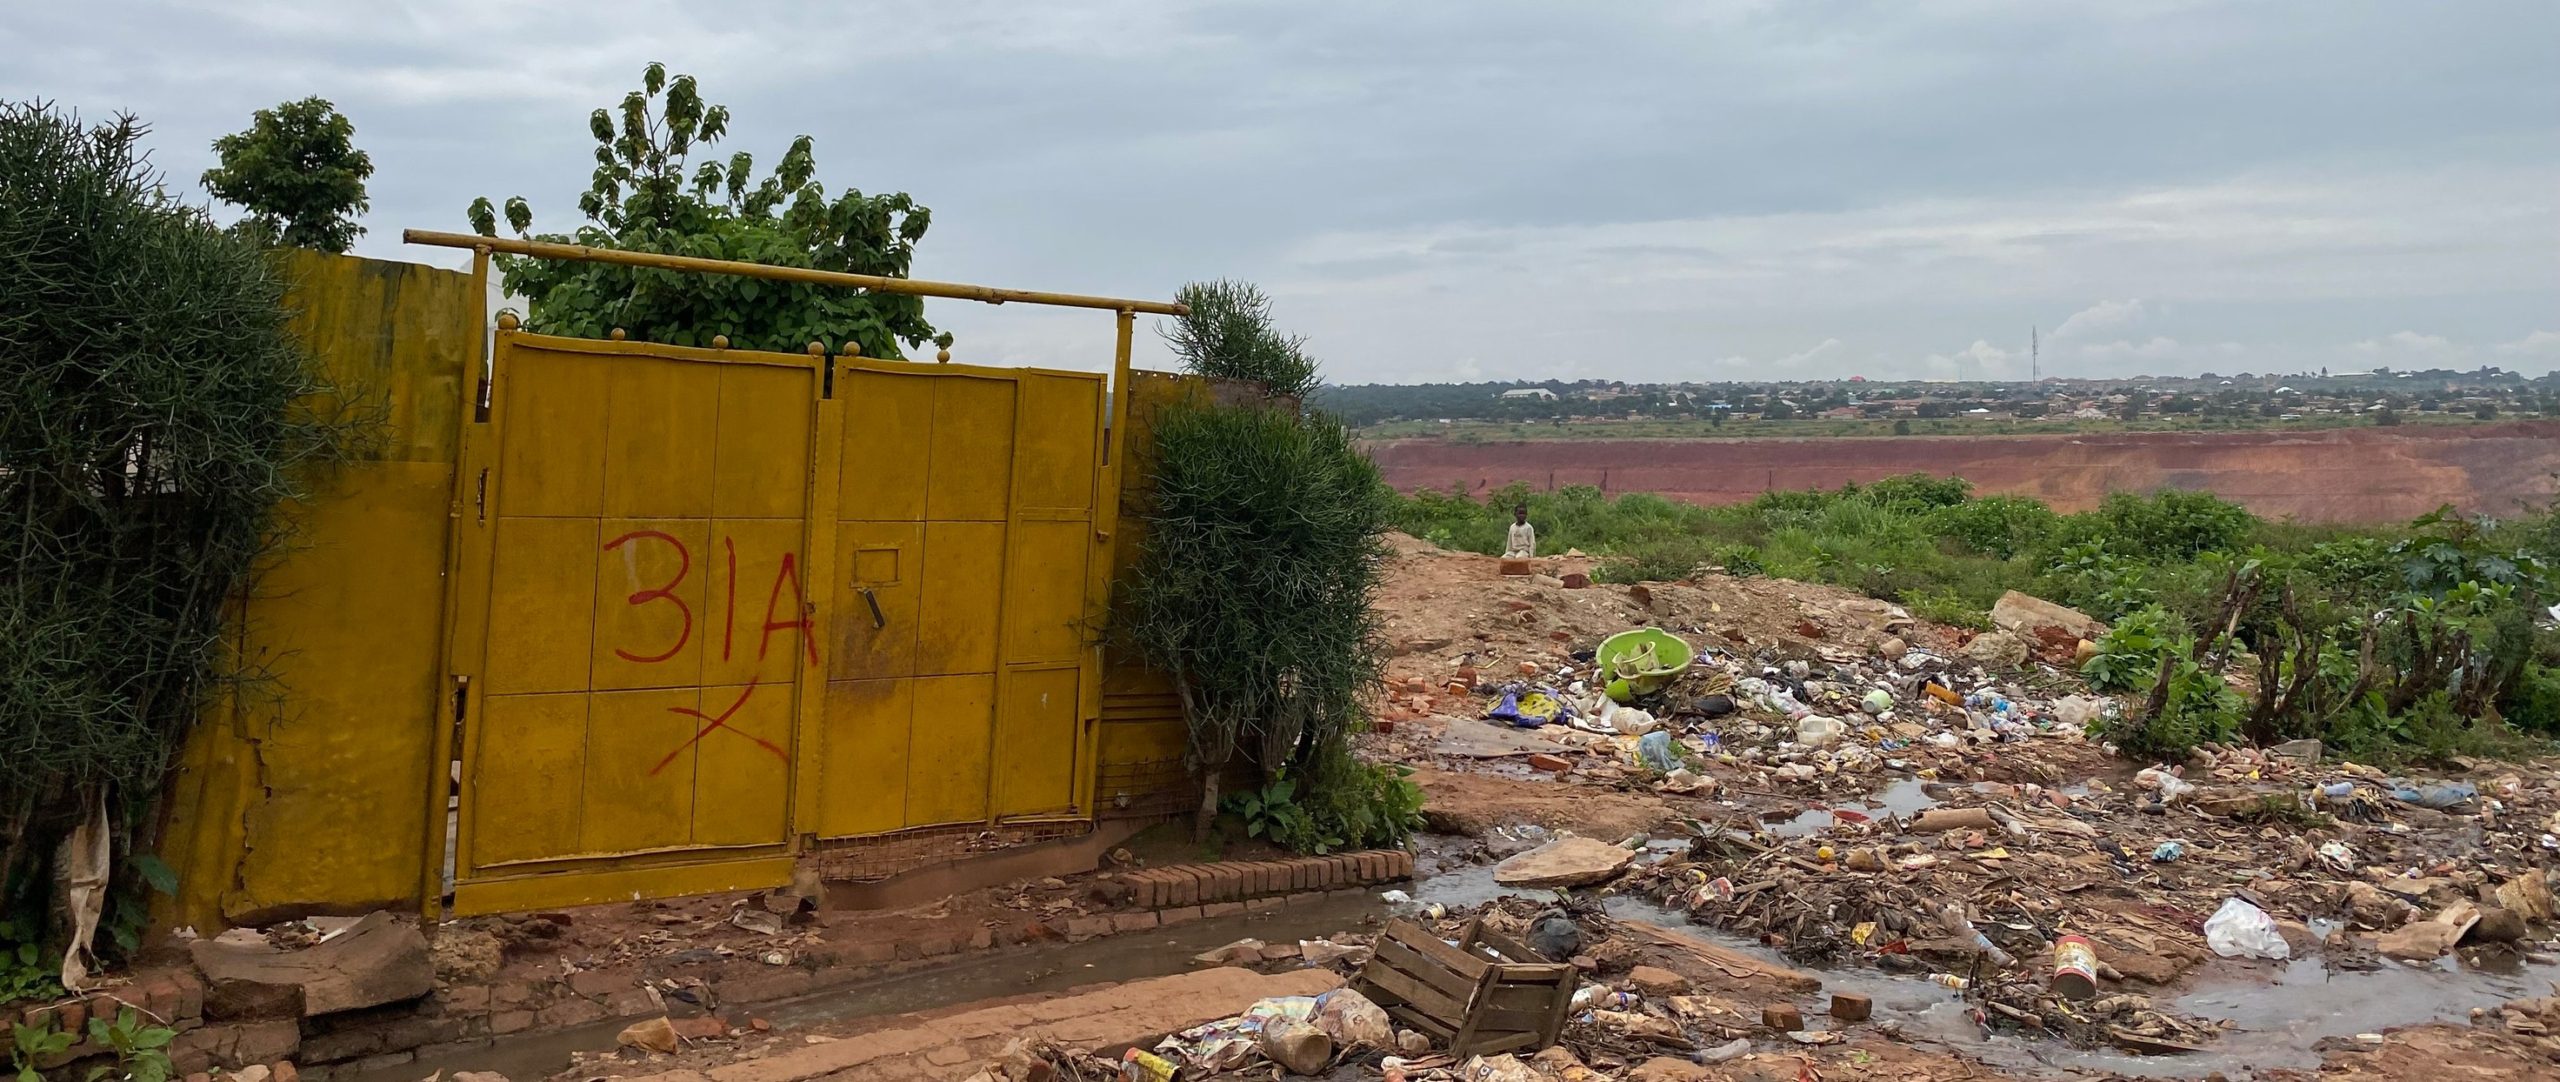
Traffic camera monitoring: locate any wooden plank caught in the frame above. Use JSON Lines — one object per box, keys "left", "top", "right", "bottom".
{"left": 1358, "top": 962, "right": 1467, "bottom": 1022}
{"left": 1387, "top": 1006, "right": 1454, "bottom": 1039}
{"left": 1374, "top": 935, "right": 1485, "bottom": 1001}
{"left": 1385, "top": 920, "right": 1491, "bottom": 981}
{"left": 1469, "top": 1031, "right": 1541, "bottom": 1055}
{"left": 1472, "top": 1007, "right": 1557, "bottom": 1032}
{"left": 1475, "top": 928, "right": 1545, "bottom": 964}
{"left": 1482, "top": 984, "right": 1566, "bottom": 1011}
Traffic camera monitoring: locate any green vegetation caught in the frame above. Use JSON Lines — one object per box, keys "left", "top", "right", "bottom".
{"left": 3, "top": 102, "right": 350, "bottom": 976}
{"left": 1120, "top": 282, "right": 1417, "bottom": 849}
{"left": 201, "top": 96, "right": 373, "bottom": 252}
{"left": 9, "top": 1006, "right": 176, "bottom": 1082}
{"left": 469, "top": 63, "right": 949, "bottom": 358}
{"left": 1389, "top": 477, "right": 2560, "bottom": 763}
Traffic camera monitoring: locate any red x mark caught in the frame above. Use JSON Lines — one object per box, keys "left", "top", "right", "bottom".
{"left": 649, "top": 679, "right": 788, "bottom": 775}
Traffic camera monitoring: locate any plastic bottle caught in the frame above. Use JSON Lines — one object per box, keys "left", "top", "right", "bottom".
{"left": 1928, "top": 973, "right": 1969, "bottom": 990}
{"left": 1572, "top": 986, "right": 1640, "bottom": 1010}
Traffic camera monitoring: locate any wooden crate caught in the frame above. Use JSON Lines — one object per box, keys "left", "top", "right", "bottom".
{"left": 1354, "top": 917, "right": 1577, "bottom": 1057}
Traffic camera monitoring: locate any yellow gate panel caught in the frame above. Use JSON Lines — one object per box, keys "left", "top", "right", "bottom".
{"left": 582, "top": 687, "right": 704, "bottom": 855}
{"left": 600, "top": 359, "right": 719, "bottom": 519}
{"left": 831, "top": 522, "right": 922, "bottom": 680}
{"left": 709, "top": 517, "right": 821, "bottom": 686}
{"left": 906, "top": 673, "right": 996, "bottom": 826}
{"left": 994, "top": 666, "right": 1081, "bottom": 818}
{"left": 484, "top": 518, "right": 602, "bottom": 695}
{"left": 1004, "top": 519, "right": 1092, "bottom": 664}
{"left": 494, "top": 351, "right": 610, "bottom": 518}
{"left": 928, "top": 377, "right": 1015, "bottom": 521}
{"left": 818, "top": 678, "right": 913, "bottom": 837}
{"left": 592, "top": 518, "right": 712, "bottom": 691}
{"left": 919, "top": 521, "right": 1005, "bottom": 675}
{"left": 714, "top": 365, "right": 816, "bottom": 518}
{"left": 466, "top": 693, "right": 587, "bottom": 866}
{"left": 1015, "top": 373, "right": 1101, "bottom": 512}
{"left": 691, "top": 680, "right": 793, "bottom": 846}
{"left": 837, "top": 369, "right": 935, "bottom": 520}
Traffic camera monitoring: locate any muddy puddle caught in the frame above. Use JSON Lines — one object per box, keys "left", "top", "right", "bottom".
{"left": 339, "top": 894, "right": 1384, "bottom": 1082}
{"left": 1411, "top": 829, "right": 2549, "bottom": 1080}
{"left": 1609, "top": 894, "right": 2552, "bottom": 1079}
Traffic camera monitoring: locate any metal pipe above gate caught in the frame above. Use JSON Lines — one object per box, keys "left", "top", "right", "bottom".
{"left": 404, "top": 230, "right": 1188, "bottom": 317}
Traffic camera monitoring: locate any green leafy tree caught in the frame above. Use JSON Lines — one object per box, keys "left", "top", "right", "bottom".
{"left": 200, "top": 96, "right": 373, "bottom": 252}
{"left": 468, "top": 63, "right": 949, "bottom": 357}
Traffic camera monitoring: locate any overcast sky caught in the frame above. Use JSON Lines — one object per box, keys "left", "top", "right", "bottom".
{"left": 7, "top": 1, "right": 2555, "bottom": 383}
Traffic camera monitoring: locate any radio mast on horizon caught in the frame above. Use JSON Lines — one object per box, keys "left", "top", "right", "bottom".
{"left": 2031, "top": 326, "right": 2040, "bottom": 381}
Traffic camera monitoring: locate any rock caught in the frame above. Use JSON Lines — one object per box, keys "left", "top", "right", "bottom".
{"left": 1989, "top": 591, "right": 2106, "bottom": 641}
{"left": 2268, "top": 738, "right": 2323, "bottom": 764}
{"left": 230, "top": 1065, "right": 270, "bottom": 1082}
{"left": 1531, "top": 574, "right": 1567, "bottom": 588}
{"left": 1626, "top": 965, "right": 1690, "bottom": 996}
{"left": 1629, "top": 1057, "right": 1713, "bottom": 1082}
{"left": 1762, "top": 1002, "right": 1803, "bottom": 1031}
{"left": 1830, "top": 993, "right": 1872, "bottom": 1022}
{"left": 431, "top": 928, "right": 505, "bottom": 983}
{"left": 2376, "top": 922, "right": 2461, "bottom": 960}
{"left": 270, "top": 1064, "right": 299, "bottom": 1082}
{"left": 1193, "top": 939, "right": 1265, "bottom": 967}
{"left": 1695, "top": 693, "right": 1736, "bottom": 718}
{"left": 2348, "top": 882, "right": 2418, "bottom": 929}
{"left": 2073, "top": 638, "right": 2101, "bottom": 664}
{"left": 1877, "top": 636, "right": 1908, "bottom": 661}
{"left": 450, "top": 1073, "right": 509, "bottom": 1082}
{"left": 1525, "top": 753, "right": 1574, "bottom": 774}
{"left": 189, "top": 912, "right": 432, "bottom": 1018}
{"left": 1493, "top": 836, "right": 1637, "bottom": 888}
{"left": 1562, "top": 572, "right": 1591, "bottom": 589}
{"left": 1959, "top": 630, "right": 2029, "bottom": 667}
{"left": 2466, "top": 906, "right": 2529, "bottom": 944}
{"left": 617, "top": 1016, "right": 679, "bottom": 1054}
{"left": 1259, "top": 1018, "right": 1332, "bottom": 1075}
{"left": 1526, "top": 914, "right": 1583, "bottom": 961}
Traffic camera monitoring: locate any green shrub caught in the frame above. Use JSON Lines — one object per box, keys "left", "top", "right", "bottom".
{"left": 1119, "top": 402, "right": 1386, "bottom": 827}
{"left": 2077, "top": 490, "right": 2257, "bottom": 560}
{"left": 1902, "top": 587, "right": 1989, "bottom": 630}
{"left": 1220, "top": 743, "right": 1423, "bottom": 853}
{"left": 1927, "top": 496, "right": 2060, "bottom": 559}
{"left": 2081, "top": 607, "right": 2179, "bottom": 691}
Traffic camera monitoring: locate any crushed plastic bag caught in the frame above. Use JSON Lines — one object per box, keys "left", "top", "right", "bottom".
{"left": 1636, "top": 729, "right": 1680, "bottom": 773}
{"left": 1486, "top": 684, "right": 1571, "bottom": 729}
{"left": 2203, "top": 897, "right": 2290, "bottom": 960}
{"left": 2389, "top": 781, "right": 2478, "bottom": 809}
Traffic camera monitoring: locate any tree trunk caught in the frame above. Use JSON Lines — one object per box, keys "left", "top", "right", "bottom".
{"left": 1195, "top": 769, "right": 1221, "bottom": 843}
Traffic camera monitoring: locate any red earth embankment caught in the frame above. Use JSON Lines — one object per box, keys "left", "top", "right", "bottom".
{"left": 1367, "top": 421, "right": 2560, "bottom": 522}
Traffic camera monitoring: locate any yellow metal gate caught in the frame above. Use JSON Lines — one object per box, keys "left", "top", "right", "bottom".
{"left": 444, "top": 329, "right": 1107, "bottom": 914}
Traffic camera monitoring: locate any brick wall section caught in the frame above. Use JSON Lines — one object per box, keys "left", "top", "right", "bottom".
{"left": 1121, "top": 850, "right": 1410, "bottom": 910}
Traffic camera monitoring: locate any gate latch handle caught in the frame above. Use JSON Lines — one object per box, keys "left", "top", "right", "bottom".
{"left": 857, "top": 586, "right": 886, "bottom": 629}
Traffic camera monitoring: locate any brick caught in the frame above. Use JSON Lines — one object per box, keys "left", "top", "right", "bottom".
{"left": 440, "top": 985, "right": 491, "bottom": 1014}
{"left": 720, "top": 970, "right": 815, "bottom": 1003}
{"left": 1202, "top": 902, "right": 1243, "bottom": 918}
{"left": 1829, "top": 993, "right": 1872, "bottom": 1023}
{"left": 1130, "top": 871, "right": 1163, "bottom": 909}
{"left": 1209, "top": 865, "right": 1247, "bottom": 902}
{"left": 1390, "top": 850, "right": 1415, "bottom": 878}
{"left": 1258, "top": 863, "right": 1288, "bottom": 894}
{"left": 1246, "top": 896, "right": 1283, "bottom": 913}
{"left": 1325, "top": 855, "right": 1356, "bottom": 886}
{"left": 534, "top": 997, "right": 608, "bottom": 1029}
{"left": 1165, "top": 867, "right": 1201, "bottom": 906}
{"left": 170, "top": 970, "right": 206, "bottom": 1022}
{"left": 1065, "top": 916, "right": 1113, "bottom": 941}
{"left": 1525, "top": 752, "right": 1573, "bottom": 773}
{"left": 914, "top": 933, "right": 960, "bottom": 958}
{"left": 1159, "top": 906, "right": 1203, "bottom": 926}
{"left": 968, "top": 927, "right": 996, "bottom": 950}
{"left": 488, "top": 1011, "right": 535, "bottom": 1035}
{"left": 1110, "top": 911, "right": 1159, "bottom": 934}
{"left": 1763, "top": 1003, "right": 1803, "bottom": 1031}
{"left": 228, "top": 1021, "right": 304, "bottom": 1066}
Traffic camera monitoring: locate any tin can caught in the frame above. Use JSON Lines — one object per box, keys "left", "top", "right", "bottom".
{"left": 1120, "top": 1047, "right": 1178, "bottom": 1082}
{"left": 2052, "top": 934, "right": 2099, "bottom": 1000}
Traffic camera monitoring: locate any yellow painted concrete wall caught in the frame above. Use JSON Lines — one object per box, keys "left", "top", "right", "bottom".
{"left": 161, "top": 250, "right": 475, "bottom": 928}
